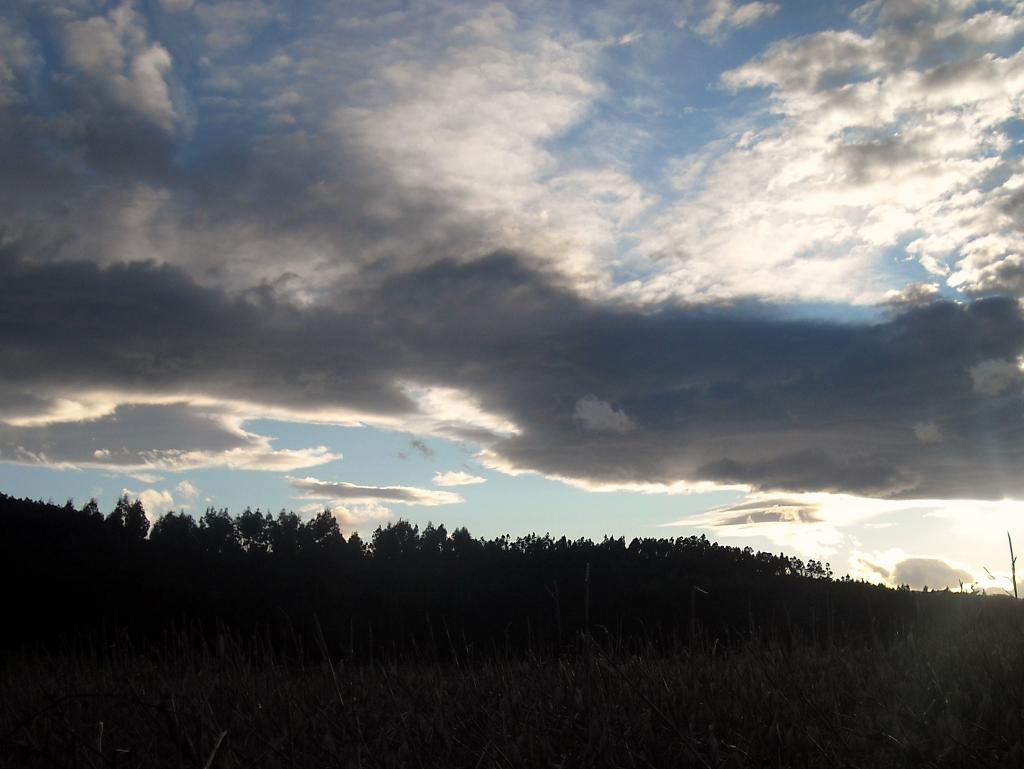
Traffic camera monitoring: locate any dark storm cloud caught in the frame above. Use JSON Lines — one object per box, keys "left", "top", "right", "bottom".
{"left": 699, "top": 453, "right": 911, "bottom": 498}
{"left": 3, "top": 245, "right": 1024, "bottom": 499}
{"left": 0, "top": 242, "right": 412, "bottom": 417}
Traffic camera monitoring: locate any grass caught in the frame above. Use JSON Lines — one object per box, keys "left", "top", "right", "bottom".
{"left": 4, "top": 597, "right": 1024, "bottom": 768}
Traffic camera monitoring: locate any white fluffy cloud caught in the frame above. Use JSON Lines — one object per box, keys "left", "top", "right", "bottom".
{"left": 123, "top": 486, "right": 176, "bottom": 519}
{"left": 298, "top": 500, "right": 393, "bottom": 532}
{"left": 174, "top": 479, "right": 199, "bottom": 505}
{"left": 328, "top": 3, "right": 655, "bottom": 287}
{"left": 433, "top": 470, "right": 487, "bottom": 486}
{"left": 632, "top": 0, "right": 1024, "bottom": 304}
{"left": 175, "top": 479, "right": 199, "bottom": 497}
{"left": 63, "top": 3, "right": 178, "bottom": 131}
{"left": 330, "top": 501, "right": 393, "bottom": 527}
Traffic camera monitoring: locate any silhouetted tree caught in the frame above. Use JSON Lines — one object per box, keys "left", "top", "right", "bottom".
{"left": 346, "top": 530, "right": 366, "bottom": 557}
{"left": 125, "top": 498, "right": 149, "bottom": 541}
{"left": 301, "top": 509, "right": 342, "bottom": 551}
{"left": 421, "top": 522, "right": 448, "bottom": 554}
{"left": 199, "top": 507, "right": 239, "bottom": 555}
{"left": 237, "top": 507, "right": 273, "bottom": 553}
{"left": 81, "top": 498, "right": 102, "bottom": 522}
{"left": 105, "top": 494, "right": 149, "bottom": 542}
{"left": 372, "top": 520, "right": 419, "bottom": 559}
{"left": 450, "top": 525, "right": 480, "bottom": 558}
{"left": 151, "top": 510, "right": 199, "bottom": 551}
{"left": 0, "top": 492, "right": 974, "bottom": 659}
{"left": 270, "top": 510, "right": 301, "bottom": 555}
{"left": 106, "top": 494, "right": 129, "bottom": 531}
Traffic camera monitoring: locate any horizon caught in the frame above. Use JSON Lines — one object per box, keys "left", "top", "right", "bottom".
{"left": 4, "top": 488, "right": 1015, "bottom": 594}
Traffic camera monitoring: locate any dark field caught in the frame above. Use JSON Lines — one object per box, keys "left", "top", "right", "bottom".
{"left": 4, "top": 493, "right": 1024, "bottom": 767}
{"left": 5, "top": 605, "right": 1024, "bottom": 769}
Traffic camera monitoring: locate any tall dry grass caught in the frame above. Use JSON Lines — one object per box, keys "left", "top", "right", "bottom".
{"left": 3, "top": 594, "right": 1024, "bottom": 768}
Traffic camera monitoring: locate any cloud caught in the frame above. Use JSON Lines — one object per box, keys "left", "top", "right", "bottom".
{"left": 1, "top": 3, "right": 522, "bottom": 304}
{"left": 288, "top": 476, "right": 464, "bottom": 506}
{"left": 409, "top": 439, "right": 434, "bottom": 458}
{"left": 574, "top": 395, "right": 635, "bottom": 433}
{"left": 892, "top": 558, "right": 974, "bottom": 590}
{"left": 698, "top": 452, "right": 915, "bottom": 497}
{"left": 7, "top": 0, "right": 1024, "bottom": 324}
{"left": 5, "top": 1, "right": 1024, "bottom": 508}
{"left": 433, "top": 470, "right": 487, "bottom": 487}
{"left": 632, "top": 0, "right": 1024, "bottom": 304}
{"left": 689, "top": 492, "right": 1024, "bottom": 574}
{"left": 123, "top": 486, "right": 175, "bottom": 519}
{"left": 0, "top": 19, "right": 42, "bottom": 108}
{"left": 332, "top": 504, "right": 393, "bottom": 530}
{"left": 850, "top": 549, "right": 979, "bottom": 591}
{"left": 912, "top": 421, "right": 943, "bottom": 444}
{"left": 968, "top": 357, "right": 1024, "bottom": 397}
{"left": 697, "top": 497, "right": 825, "bottom": 527}
{"left": 62, "top": 4, "right": 179, "bottom": 131}
{"left": 158, "top": 0, "right": 195, "bottom": 13}
{"left": 694, "top": 0, "right": 780, "bottom": 42}
{"left": 399, "top": 385, "right": 520, "bottom": 443}
{"left": 324, "top": 1, "right": 638, "bottom": 287}
{"left": 175, "top": 479, "right": 199, "bottom": 501}
{"left": 0, "top": 401, "right": 341, "bottom": 474}
{"left": 674, "top": 492, "right": 891, "bottom": 555}
{"left": 885, "top": 282, "right": 941, "bottom": 308}
{"left": 3, "top": 247, "right": 1024, "bottom": 499}
{"left": 195, "top": 1, "right": 278, "bottom": 55}
{"left": 298, "top": 500, "right": 394, "bottom": 532}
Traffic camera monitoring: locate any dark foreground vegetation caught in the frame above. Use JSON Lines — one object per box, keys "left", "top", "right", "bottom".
{"left": 6, "top": 612, "right": 1024, "bottom": 769}
{"left": 3, "top": 492, "right": 1024, "bottom": 767}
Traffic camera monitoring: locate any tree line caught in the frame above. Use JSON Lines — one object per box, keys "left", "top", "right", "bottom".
{"left": 0, "top": 492, "right": 970, "bottom": 659}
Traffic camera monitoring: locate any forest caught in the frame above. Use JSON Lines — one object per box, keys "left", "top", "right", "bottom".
{"left": 2, "top": 491, "right": 901, "bottom": 656}
{"left": 3, "top": 491, "right": 1024, "bottom": 768}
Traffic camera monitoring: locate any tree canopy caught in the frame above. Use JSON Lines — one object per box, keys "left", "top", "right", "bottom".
{"left": 0, "top": 491, "right": 955, "bottom": 659}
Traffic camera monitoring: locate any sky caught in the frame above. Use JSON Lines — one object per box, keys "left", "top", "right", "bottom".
{"left": 3, "top": 0, "right": 1024, "bottom": 592}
